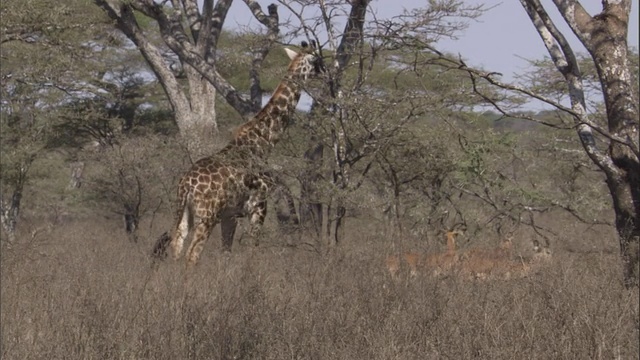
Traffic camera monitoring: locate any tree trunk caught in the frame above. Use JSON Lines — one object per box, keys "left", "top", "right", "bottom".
{"left": 0, "top": 156, "right": 33, "bottom": 244}
{"left": 301, "top": 0, "right": 371, "bottom": 244}
{"left": 605, "top": 174, "right": 640, "bottom": 287}
{"left": 1, "top": 188, "right": 22, "bottom": 244}
{"left": 580, "top": 2, "right": 639, "bottom": 288}
{"left": 299, "top": 140, "right": 324, "bottom": 237}
{"left": 95, "top": 1, "right": 220, "bottom": 158}
{"left": 521, "top": 0, "right": 639, "bottom": 287}
{"left": 182, "top": 65, "right": 219, "bottom": 159}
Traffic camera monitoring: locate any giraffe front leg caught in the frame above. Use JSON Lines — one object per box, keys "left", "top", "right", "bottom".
{"left": 247, "top": 195, "right": 267, "bottom": 247}
{"left": 244, "top": 174, "right": 269, "bottom": 247}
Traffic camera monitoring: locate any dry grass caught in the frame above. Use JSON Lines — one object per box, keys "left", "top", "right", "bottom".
{"left": 1, "top": 218, "right": 638, "bottom": 360}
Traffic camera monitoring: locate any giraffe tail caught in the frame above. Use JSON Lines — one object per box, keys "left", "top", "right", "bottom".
{"left": 150, "top": 231, "right": 171, "bottom": 263}
{"left": 150, "top": 192, "right": 190, "bottom": 263}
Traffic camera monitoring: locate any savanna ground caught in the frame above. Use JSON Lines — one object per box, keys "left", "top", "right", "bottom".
{"left": 2, "top": 206, "right": 638, "bottom": 360}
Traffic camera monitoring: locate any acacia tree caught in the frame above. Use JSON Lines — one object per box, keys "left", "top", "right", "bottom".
{"left": 93, "top": 0, "right": 377, "bottom": 244}
{"left": 275, "top": 0, "right": 486, "bottom": 243}
{"left": 93, "top": 0, "right": 280, "bottom": 157}
{"left": 451, "top": 0, "right": 638, "bottom": 287}
{"left": 283, "top": 0, "right": 372, "bottom": 242}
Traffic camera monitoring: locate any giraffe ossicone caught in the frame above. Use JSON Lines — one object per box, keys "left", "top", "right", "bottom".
{"left": 158, "top": 42, "right": 324, "bottom": 267}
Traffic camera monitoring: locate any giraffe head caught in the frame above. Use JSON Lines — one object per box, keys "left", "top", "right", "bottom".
{"left": 284, "top": 40, "right": 325, "bottom": 81}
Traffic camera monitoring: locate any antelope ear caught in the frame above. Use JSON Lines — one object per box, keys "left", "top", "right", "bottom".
{"left": 284, "top": 47, "right": 298, "bottom": 60}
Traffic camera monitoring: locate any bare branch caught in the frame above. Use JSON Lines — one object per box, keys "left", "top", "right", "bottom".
{"left": 123, "top": 0, "right": 256, "bottom": 117}
{"left": 517, "top": 0, "right": 624, "bottom": 179}
{"left": 181, "top": 0, "right": 202, "bottom": 40}
{"left": 208, "top": 0, "right": 233, "bottom": 52}
{"left": 243, "top": 1, "right": 280, "bottom": 108}
{"left": 334, "top": 0, "right": 370, "bottom": 77}
{"left": 549, "top": 0, "right": 595, "bottom": 43}
{"left": 94, "top": 0, "right": 192, "bottom": 121}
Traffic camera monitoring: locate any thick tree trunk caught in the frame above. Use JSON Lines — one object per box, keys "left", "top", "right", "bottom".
{"left": 590, "top": 33, "right": 640, "bottom": 288}
{"left": 524, "top": 0, "right": 639, "bottom": 287}
{"left": 95, "top": 1, "right": 221, "bottom": 158}
{"left": 183, "top": 65, "right": 218, "bottom": 158}
{"left": 579, "top": 2, "right": 640, "bottom": 288}
{"left": 605, "top": 174, "right": 640, "bottom": 287}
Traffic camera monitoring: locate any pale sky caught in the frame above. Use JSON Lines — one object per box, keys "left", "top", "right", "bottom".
{"left": 225, "top": 0, "right": 639, "bottom": 82}
{"left": 432, "top": 0, "right": 639, "bottom": 79}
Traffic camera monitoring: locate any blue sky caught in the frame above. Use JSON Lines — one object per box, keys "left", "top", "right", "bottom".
{"left": 225, "top": 0, "right": 639, "bottom": 81}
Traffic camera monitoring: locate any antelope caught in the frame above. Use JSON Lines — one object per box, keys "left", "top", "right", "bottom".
{"left": 457, "top": 239, "right": 551, "bottom": 281}
{"left": 385, "top": 252, "right": 420, "bottom": 279}
{"left": 423, "top": 230, "right": 462, "bottom": 276}
{"left": 459, "top": 237, "right": 513, "bottom": 262}
{"left": 385, "top": 230, "right": 463, "bottom": 279}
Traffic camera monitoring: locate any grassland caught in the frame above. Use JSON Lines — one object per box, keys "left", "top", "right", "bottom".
{"left": 2, "top": 212, "right": 638, "bottom": 360}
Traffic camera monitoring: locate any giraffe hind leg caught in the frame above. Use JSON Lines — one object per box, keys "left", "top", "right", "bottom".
{"left": 185, "top": 219, "right": 216, "bottom": 267}
{"left": 170, "top": 201, "right": 191, "bottom": 260}
{"left": 220, "top": 214, "right": 237, "bottom": 252}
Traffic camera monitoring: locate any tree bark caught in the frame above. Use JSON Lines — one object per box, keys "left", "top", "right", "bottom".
{"left": 582, "top": 2, "right": 640, "bottom": 288}
{"left": 1, "top": 188, "right": 22, "bottom": 244}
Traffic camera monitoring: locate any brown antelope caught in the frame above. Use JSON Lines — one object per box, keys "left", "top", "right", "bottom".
{"left": 457, "top": 239, "right": 551, "bottom": 281}
{"left": 385, "top": 230, "right": 463, "bottom": 279}
{"left": 423, "top": 230, "right": 462, "bottom": 276}
{"left": 459, "top": 237, "right": 513, "bottom": 262}
{"left": 385, "top": 252, "right": 420, "bottom": 279}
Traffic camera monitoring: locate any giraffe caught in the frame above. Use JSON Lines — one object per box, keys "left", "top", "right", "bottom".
{"left": 151, "top": 171, "right": 298, "bottom": 261}
{"left": 158, "top": 41, "right": 324, "bottom": 267}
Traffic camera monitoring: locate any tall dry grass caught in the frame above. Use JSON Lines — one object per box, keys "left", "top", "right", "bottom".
{"left": 1, "top": 217, "right": 638, "bottom": 360}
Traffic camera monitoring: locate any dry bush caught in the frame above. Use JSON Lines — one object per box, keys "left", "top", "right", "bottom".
{"left": 1, "top": 217, "right": 638, "bottom": 360}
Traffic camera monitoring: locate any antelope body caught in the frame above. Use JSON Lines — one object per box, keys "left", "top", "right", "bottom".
{"left": 385, "top": 233, "right": 551, "bottom": 281}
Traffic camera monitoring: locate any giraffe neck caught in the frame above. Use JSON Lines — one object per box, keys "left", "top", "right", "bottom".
{"left": 221, "top": 76, "right": 302, "bottom": 159}
{"left": 263, "top": 76, "right": 302, "bottom": 122}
